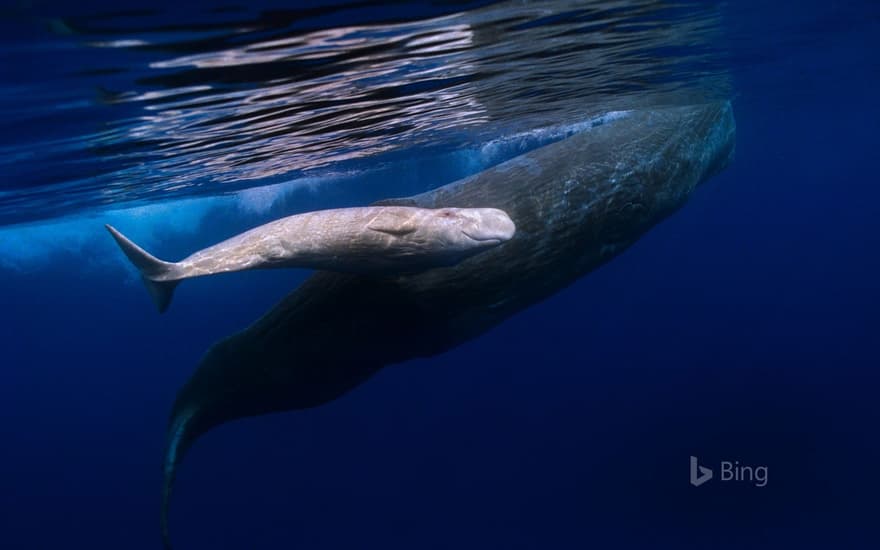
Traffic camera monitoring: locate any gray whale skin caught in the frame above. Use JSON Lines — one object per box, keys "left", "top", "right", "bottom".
{"left": 161, "top": 102, "right": 736, "bottom": 547}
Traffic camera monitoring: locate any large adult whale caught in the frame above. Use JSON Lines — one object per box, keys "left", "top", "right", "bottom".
{"left": 106, "top": 206, "right": 515, "bottom": 312}
{"left": 160, "top": 102, "right": 736, "bottom": 548}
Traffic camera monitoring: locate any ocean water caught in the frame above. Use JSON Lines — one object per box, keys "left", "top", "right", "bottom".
{"left": 1, "top": 1, "right": 878, "bottom": 549}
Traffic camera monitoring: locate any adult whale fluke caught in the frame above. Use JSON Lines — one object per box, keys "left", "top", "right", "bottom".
{"left": 106, "top": 206, "right": 515, "bottom": 312}
{"left": 160, "top": 103, "right": 736, "bottom": 548}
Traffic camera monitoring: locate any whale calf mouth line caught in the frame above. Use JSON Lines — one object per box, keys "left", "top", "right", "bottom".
{"left": 106, "top": 206, "right": 515, "bottom": 313}
{"left": 462, "top": 231, "right": 502, "bottom": 244}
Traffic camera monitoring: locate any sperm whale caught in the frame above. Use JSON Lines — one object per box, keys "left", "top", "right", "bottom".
{"left": 106, "top": 206, "right": 515, "bottom": 312}
{"left": 159, "top": 102, "right": 736, "bottom": 548}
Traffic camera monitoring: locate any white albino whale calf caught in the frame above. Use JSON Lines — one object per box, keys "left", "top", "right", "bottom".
{"left": 106, "top": 206, "right": 515, "bottom": 313}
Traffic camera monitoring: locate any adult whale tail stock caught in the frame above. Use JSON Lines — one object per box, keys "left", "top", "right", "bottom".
{"left": 159, "top": 102, "right": 736, "bottom": 549}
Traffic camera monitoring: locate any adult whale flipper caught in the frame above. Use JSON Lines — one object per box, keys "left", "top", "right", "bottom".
{"left": 160, "top": 103, "right": 736, "bottom": 548}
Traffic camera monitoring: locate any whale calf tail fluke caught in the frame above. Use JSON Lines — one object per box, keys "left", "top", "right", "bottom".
{"left": 105, "top": 224, "right": 180, "bottom": 313}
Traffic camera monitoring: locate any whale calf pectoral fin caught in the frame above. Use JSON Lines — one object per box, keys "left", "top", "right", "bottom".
{"left": 105, "top": 224, "right": 181, "bottom": 313}
{"left": 368, "top": 225, "right": 417, "bottom": 237}
{"left": 367, "top": 210, "right": 417, "bottom": 236}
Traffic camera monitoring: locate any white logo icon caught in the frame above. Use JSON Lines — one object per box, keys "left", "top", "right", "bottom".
{"left": 690, "top": 456, "right": 713, "bottom": 487}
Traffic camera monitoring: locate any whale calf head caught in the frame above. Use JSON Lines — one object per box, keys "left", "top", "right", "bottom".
{"left": 367, "top": 206, "right": 515, "bottom": 267}
{"left": 452, "top": 207, "right": 517, "bottom": 245}
{"left": 420, "top": 208, "right": 516, "bottom": 249}
{"left": 420, "top": 207, "right": 516, "bottom": 254}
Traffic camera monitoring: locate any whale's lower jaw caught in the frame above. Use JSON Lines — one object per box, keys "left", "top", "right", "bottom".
{"left": 161, "top": 102, "right": 736, "bottom": 547}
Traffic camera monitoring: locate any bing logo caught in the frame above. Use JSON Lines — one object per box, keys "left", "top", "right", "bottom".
{"left": 690, "top": 456, "right": 713, "bottom": 487}
{"left": 689, "top": 456, "right": 768, "bottom": 487}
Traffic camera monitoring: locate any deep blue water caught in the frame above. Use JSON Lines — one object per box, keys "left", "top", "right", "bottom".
{"left": 1, "top": 1, "right": 879, "bottom": 549}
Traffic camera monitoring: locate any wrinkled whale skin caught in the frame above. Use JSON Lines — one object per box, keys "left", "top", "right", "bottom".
{"left": 161, "top": 102, "right": 736, "bottom": 546}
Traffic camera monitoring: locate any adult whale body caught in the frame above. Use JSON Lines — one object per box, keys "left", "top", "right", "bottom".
{"left": 106, "top": 206, "right": 515, "bottom": 312}
{"left": 160, "top": 102, "right": 736, "bottom": 548}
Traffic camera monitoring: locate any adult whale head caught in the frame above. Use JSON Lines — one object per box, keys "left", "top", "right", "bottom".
{"left": 106, "top": 206, "right": 515, "bottom": 313}
{"left": 159, "top": 102, "right": 736, "bottom": 548}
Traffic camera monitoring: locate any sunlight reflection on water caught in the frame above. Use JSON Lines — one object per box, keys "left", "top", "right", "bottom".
{"left": 1, "top": 0, "right": 730, "bottom": 223}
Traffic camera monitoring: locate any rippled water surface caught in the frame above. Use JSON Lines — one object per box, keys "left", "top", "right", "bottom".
{"left": 2, "top": 0, "right": 875, "bottom": 224}
{"left": 1, "top": 0, "right": 742, "bottom": 224}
